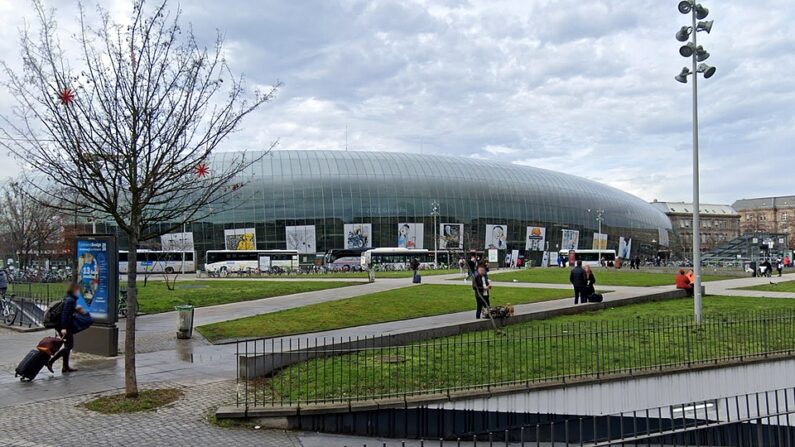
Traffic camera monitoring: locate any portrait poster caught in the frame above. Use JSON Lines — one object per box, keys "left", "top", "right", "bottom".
{"left": 592, "top": 233, "right": 608, "bottom": 250}
{"left": 618, "top": 237, "right": 632, "bottom": 258}
{"left": 285, "top": 225, "right": 316, "bottom": 254}
{"left": 485, "top": 224, "right": 508, "bottom": 250}
{"left": 561, "top": 229, "right": 580, "bottom": 251}
{"left": 224, "top": 228, "right": 256, "bottom": 250}
{"left": 160, "top": 232, "right": 194, "bottom": 252}
{"left": 525, "top": 226, "right": 546, "bottom": 251}
{"left": 397, "top": 223, "right": 424, "bottom": 249}
{"left": 76, "top": 239, "right": 110, "bottom": 321}
{"left": 439, "top": 223, "right": 463, "bottom": 250}
{"left": 344, "top": 223, "right": 372, "bottom": 249}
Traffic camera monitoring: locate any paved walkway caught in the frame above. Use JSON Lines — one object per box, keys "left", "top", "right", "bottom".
{"left": 3, "top": 271, "right": 795, "bottom": 445}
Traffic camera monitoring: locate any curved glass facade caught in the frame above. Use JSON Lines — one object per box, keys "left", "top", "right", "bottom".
{"left": 182, "top": 150, "right": 672, "bottom": 264}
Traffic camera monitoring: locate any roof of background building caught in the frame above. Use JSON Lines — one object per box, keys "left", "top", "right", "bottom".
{"left": 650, "top": 201, "right": 738, "bottom": 216}
{"left": 733, "top": 196, "right": 795, "bottom": 210}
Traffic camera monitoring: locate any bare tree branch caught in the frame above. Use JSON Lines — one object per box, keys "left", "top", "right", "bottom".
{"left": 0, "top": 0, "right": 277, "bottom": 397}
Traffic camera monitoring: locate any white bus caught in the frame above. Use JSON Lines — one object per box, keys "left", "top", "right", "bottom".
{"left": 119, "top": 250, "right": 196, "bottom": 274}
{"left": 558, "top": 249, "right": 617, "bottom": 267}
{"left": 204, "top": 250, "right": 300, "bottom": 276}
{"left": 360, "top": 248, "right": 436, "bottom": 270}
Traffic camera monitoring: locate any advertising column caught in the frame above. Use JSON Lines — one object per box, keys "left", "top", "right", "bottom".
{"left": 73, "top": 234, "right": 119, "bottom": 357}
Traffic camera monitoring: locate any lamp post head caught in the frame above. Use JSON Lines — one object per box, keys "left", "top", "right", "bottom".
{"left": 697, "top": 63, "right": 717, "bottom": 78}
{"left": 676, "top": 26, "right": 692, "bottom": 42}
{"left": 678, "top": 0, "right": 693, "bottom": 14}
{"left": 697, "top": 20, "right": 713, "bottom": 33}
{"left": 675, "top": 66, "right": 691, "bottom": 83}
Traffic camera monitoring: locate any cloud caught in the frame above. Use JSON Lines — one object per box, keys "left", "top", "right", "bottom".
{"left": 0, "top": 0, "right": 793, "bottom": 206}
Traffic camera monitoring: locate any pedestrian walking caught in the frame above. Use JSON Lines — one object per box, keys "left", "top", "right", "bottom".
{"left": 47, "top": 284, "right": 82, "bottom": 374}
{"left": 472, "top": 264, "right": 491, "bottom": 319}
{"left": 569, "top": 260, "right": 588, "bottom": 304}
{"left": 466, "top": 255, "right": 477, "bottom": 279}
{"left": 777, "top": 259, "right": 784, "bottom": 277}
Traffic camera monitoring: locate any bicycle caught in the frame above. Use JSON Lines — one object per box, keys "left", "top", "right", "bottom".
{"left": 118, "top": 290, "right": 128, "bottom": 318}
{"left": 1, "top": 290, "right": 18, "bottom": 325}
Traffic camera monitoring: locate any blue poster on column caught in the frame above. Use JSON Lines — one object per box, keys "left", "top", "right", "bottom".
{"left": 76, "top": 239, "right": 110, "bottom": 321}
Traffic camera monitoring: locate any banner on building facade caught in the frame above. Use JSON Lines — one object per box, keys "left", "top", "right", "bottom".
{"left": 592, "top": 233, "right": 608, "bottom": 250}
{"left": 344, "top": 223, "right": 372, "bottom": 249}
{"left": 285, "top": 225, "right": 316, "bottom": 254}
{"left": 224, "top": 228, "right": 256, "bottom": 250}
{"left": 619, "top": 237, "right": 633, "bottom": 258}
{"left": 439, "top": 223, "right": 463, "bottom": 250}
{"left": 561, "top": 229, "right": 580, "bottom": 251}
{"left": 525, "top": 226, "right": 546, "bottom": 251}
{"left": 485, "top": 224, "right": 508, "bottom": 249}
{"left": 397, "top": 223, "right": 424, "bottom": 249}
{"left": 161, "top": 232, "right": 194, "bottom": 252}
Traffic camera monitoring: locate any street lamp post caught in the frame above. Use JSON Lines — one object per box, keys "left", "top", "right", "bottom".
{"left": 675, "top": 0, "right": 716, "bottom": 323}
{"left": 588, "top": 208, "right": 605, "bottom": 259}
{"left": 431, "top": 201, "right": 439, "bottom": 267}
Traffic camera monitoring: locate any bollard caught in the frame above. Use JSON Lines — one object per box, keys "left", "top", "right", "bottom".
{"left": 175, "top": 304, "right": 194, "bottom": 339}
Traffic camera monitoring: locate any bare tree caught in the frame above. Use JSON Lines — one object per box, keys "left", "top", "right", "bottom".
{"left": 0, "top": 181, "right": 62, "bottom": 269}
{"left": 0, "top": 0, "right": 276, "bottom": 397}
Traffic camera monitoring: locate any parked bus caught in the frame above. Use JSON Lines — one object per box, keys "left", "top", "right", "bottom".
{"left": 323, "top": 249, "right": 366, "bottom": 271}
{"left": 558, "top": 249, "right": 617, "bottom": 267}
{"left": 119, "top": 250, "right": 196, "bottom": 274}
{"left": 360, "top": 248, "right": 436, "bottom": 270}
{"left": 204, "top": 250, "right": 299, "bottom": 276}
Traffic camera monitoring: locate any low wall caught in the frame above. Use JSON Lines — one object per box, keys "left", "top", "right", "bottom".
{"left": 238, "top": 287, "right": 701, "bottom": 379}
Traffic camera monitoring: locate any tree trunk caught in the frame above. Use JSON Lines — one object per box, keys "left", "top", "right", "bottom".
{"left": 124, "top": 235, "right": 139, "bottom": 398}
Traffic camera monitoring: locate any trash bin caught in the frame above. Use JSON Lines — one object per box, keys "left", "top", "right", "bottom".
{"left": 175, "top": 305, "right": 194, "bottom": 339}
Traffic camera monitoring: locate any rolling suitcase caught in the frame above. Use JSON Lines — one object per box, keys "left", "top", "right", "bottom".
{"left": 588, "top": 293, "right": 604, "bottom": 303}
{"left": 412, "top": 273, "right": 422, "bottom": 284}
{"left": 15, "top": 349, "right": 50, "bottom": 382}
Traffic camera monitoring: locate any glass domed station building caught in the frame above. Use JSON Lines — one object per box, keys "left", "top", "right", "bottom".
{"left": 184, "top": 150, "right": 672, "bottom": 266}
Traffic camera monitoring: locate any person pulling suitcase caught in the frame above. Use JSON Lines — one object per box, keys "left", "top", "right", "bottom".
{"left": 48, "top": 283, "right": 85, "bottom": 374}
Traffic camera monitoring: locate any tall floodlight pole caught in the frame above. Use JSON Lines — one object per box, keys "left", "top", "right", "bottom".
{"left": 675, "top": 0, "right": 716, "bottom": 323}
{"left": 588, "top": 208, "right": 605, "bottom": 258}
{"left": 431, "top": 201, "right": 439, "bottom": 267}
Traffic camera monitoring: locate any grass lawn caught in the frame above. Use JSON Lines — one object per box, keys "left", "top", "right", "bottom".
{"left": 196, "top": 284, "right": 572, "bottom": 342}
{"left": 135, "top": 280, "right": 357, "bottom": 314}
{"left": 84, "top": 389, "right": 183, "bottom": 414}
{"left": 737, "top": 279, "right": 795, "bottom": 293}
{"left": 485, "top": 268, "right": 730, "bottom": 287}
{"left": 266, "top": 295, "right": 795, "bottom": 402}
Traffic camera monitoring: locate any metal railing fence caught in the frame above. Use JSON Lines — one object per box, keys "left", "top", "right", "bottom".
{"left": 236, "top": 310, "right": 795, "bottom": 407}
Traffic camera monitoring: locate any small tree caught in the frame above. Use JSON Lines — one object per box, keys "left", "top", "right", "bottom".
{"left": 0, "top": 181, "right": 62, "bottom": 269}
{"left": 0, "top": 0, "right": 276, "bottom": 397}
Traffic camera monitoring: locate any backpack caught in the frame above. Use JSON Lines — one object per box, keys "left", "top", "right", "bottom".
{"left": 42, "top": 300, "right": 65, "bottom": 329}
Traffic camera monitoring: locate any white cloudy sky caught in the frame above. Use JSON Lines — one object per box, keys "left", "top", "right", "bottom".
{"left": 0, "top": 0, "right": 793, "bottom": 204}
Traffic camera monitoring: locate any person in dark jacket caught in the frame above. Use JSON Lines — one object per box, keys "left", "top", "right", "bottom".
{"left": 47, "top": 283, "right": 80, "bottom": 374}
{"left": 471, "top": 264, "right": 491, "bottom": 319}
{"left": 569, "top": 261, "right": 588, "bottom": 304}
{"left": 410, "top": 258, "right": 420, "bottom": 282}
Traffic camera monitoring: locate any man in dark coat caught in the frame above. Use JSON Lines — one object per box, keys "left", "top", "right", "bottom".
{"left": 471, "top": 264, "right": 492, "bottom": 319}
{"left": 570, "top": 260, "right": 588, "bottom": 304}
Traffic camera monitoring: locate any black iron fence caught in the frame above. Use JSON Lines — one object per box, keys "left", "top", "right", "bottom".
{"left": 236, "top": 310, "right": 795, "bottom": 407}
{"left": 1, "top": 293, "right": 59, "bottom": 328}
{"left": 321, "top": 387, "right": 795, "bottom": 446}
